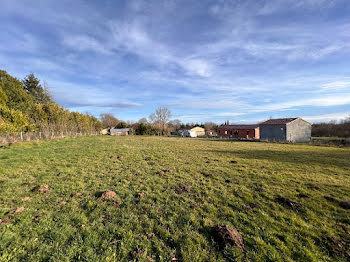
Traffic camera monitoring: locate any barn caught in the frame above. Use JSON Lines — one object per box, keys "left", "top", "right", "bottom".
{"left": 259, "top": 118, "right": 311, "bottom": 142}
{"left": 110, "top": 128, "right": 131, "bottom": 136}
{"left": 217, "top": 124, "right": 259, "bottom": 139}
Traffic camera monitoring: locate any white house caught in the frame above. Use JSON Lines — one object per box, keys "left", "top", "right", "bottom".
{"left": 183, "top": 130, "right": 197, "bottom": 137}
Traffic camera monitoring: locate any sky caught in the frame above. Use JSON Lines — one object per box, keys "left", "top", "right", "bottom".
{"left": 1, "top": 0, "right": 350, "bottom": 124}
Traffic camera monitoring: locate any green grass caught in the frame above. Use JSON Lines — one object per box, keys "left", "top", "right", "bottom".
{"left": 0, "top": 136, "right": 349, "bottom": 261}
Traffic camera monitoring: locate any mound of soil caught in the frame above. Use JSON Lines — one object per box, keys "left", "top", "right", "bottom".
{"left": 157, "top": 170, "right": 165, "bottom": 176}
{"left": 339, "top": 200, "right": 350, "bottom": 209}
{"left": 99, "top": 190, "right": 117, "bottom": 201}
{"left": 212, "top": 224, "right": 245, "bottom": 251}
{"left": 136, "top": 192, "right": 146, "bottom": 198}
{"left": 275, "top": 196, "right": 302, "bottom": 209}
{"left": 71, "top": 192, "right": 82, "bottom": 197}
{"left": 58, "top": 201, "right": 67, "bottom": 206}
{"left": 297, "top": 193, "right": 309, "bottom": 198}
{"left": 117, "top": 156, "right": 124, "bottom": 160}
{"left": 0, "top": 218, "right": 11, "bottom": 224}
{"left": 32, "top": 185, "right": 50, "bottom": 193}
{"left": 201, "top": 172, "right": 213, "bottom": 178}
{"left": 323, "top": 236, "right": 350, "bottom": 259}
{"left": 21, "top": 197, "right": 31, "bottom": 202}
{"left": 325, "top": 196, "right": 350, "bottom": 209}
{"left": 10, "top": 207, "right": 25, "bottom": 215}
{"left": 173, "top": 184, "right": 191, "bottom": 194}
{"left": 32, "top": 213, "right": 45, "bottom": 221}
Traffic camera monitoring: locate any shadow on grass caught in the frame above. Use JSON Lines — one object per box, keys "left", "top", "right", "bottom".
{"left": 202, "top": 148, "right": 350, "bottom": 168}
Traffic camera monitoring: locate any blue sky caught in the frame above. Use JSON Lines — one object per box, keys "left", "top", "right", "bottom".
{"left": 1, "top": 0, "right": 350, "bottom": 123}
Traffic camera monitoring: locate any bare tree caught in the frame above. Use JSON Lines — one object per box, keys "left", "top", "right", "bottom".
{"left": 168, "top": 119, "right": 181, "bottom": 130}
{"left": 100, "top": 113, "right": 119, "bottom": 129}
{"left": 149, "top": 106, "right": 171, "bottom": 135}
{"left": 138, "top": 117, "right": 148, "bottom": 124}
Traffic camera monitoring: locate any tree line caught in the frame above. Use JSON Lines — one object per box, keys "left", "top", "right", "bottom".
{"left": 312, "top": 117, "right": 350, "bottom": 138}
{"left": 0, "top": 70, "right": 101, "bottom": 134}
{"left": 100, "top": 108, "right": 218, "bottom": 136}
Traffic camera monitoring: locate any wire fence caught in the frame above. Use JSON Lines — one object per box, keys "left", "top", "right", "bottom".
{"left": 0, "top": 130, "right": 101, "bottom": 145}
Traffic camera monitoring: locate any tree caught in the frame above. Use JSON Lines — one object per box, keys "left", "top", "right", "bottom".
{"left": 149, "top": 106, "right": 171, "bottom": 135}
{"left": 0, "top": 70, "right": 35, "bottom": 114}
{"left": 22, "top": 73, "right": 53, "bottom": 104}
{"left": 100, "top": 113, "right": 119, "bottom": 129}
{"left": 204, "top": 122, "right": 217, "bottom": 131}
{"left": 0, "top": 86, "right": 8, "bottom": 106}
{"left": 0, "top": 105, "right": 34, "bottom": 132}
{"left": 115, "top": 121, "right": 127, "bottom": 128}
{"left": 138, "top": 117, "right": 148, "bottom": 124}
{"left": 168, "top": 119, "right": 181, "bottom": 130}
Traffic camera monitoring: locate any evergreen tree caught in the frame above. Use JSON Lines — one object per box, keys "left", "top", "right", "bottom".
{"left": 22, "top": 73, "right": 53, "bottom": 104}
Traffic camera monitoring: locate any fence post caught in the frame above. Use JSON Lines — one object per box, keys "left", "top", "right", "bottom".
{"left": 20, "top": 131, "right": 23, "bottom": 141}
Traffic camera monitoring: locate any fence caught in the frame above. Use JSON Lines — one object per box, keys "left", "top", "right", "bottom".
{"left": 0, "top": 130, "right": 100, "bottom": 145}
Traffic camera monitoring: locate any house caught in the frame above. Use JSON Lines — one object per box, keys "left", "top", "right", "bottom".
{"left": 110, "top": 128, "right": 131, "bottom": 136}
{"left": 183, "top": 130, "right": 197, "bottom": 137}
{"left": 189, "top": 126, "right": 205, "bottom": 136}
{"left": 206, "top": 130, "right": 215, "bottom": 136}
{"left": 217, "top": 124, "right": 259, "bottom": 139}
{"left": 259, "top": 118, "right": 311, "bottom": 142}
{"left": 176, "top": 126, "right": 205, "bottom": 137}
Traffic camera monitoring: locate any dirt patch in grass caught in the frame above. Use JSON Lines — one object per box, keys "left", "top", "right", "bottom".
{"left": 305, "top": 183, "right": 320, "bottom": 190}
{"left": 32, "top": 185, "right": 50, "bottom": 193}
{"left": 297, "top": 193, "right": 309, "bottom": 198}
{"left": 99, "top": 190, "right": 117, "bottom": 201}
{"left": 212, "top": 224, "right": 245, "bottom": 252}
{"left": 325, "top": 196, "right": 350, "bottom": 209}
{"left": 58, "top": 201, "right": 67, "bottom": 206}
{"left": 339, "top": 200, "right": 350, "bottom": 209}
{"left": 136, "top": 192, "right": 146, "bottom": 198}
{"left": 322, "top": 236, "right": 350, "bottom": 259}
{"left": 173, "top": 184, "right": 191, "bottom": 194}
{"left": 0, "top": 218, "right": 12, "bottom": 224}
{"left": 201, "top": 171, "right": 213, "bottom": 178}
{"left": 71, "top": 192, "right": 82, "bottom": 197}
{"left": 275, "top": 196, "right": 302, "bottom": 209}
{"left": 21, "top": 197, "right": 32, "bottom": 202}
{"left": 10, "top": 207, "right": 25, "bottom": 215}
{"left": 32, "top": 213, "right": 45, "bottom": 221}
{"left": 157, "top": 170, "right": 165, "bottom": 176}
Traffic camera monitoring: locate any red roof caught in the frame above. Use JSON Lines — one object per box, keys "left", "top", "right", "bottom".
{"left": 218, "top": 124, "right": 259, "bottom": 129}
{"left": 259, "top": 118, "right": 298, "bottom": 125}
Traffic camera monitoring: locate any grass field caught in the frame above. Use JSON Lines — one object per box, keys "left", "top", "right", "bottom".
{"left": 0, "top": 136, "right": 349, "bottom": 261}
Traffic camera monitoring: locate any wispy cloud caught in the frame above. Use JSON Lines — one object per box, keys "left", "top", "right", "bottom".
{"left": 1, "top": 0, "right": 350, "bottom": 123}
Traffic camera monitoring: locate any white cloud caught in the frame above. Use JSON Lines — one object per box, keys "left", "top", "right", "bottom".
{"left": 63, "top": 35, "right": 111, "bottom": 54}
{"left": 303, "top": 112, "right": 350, "bottom": 122}
{"left": 321, "top": 81, "right": 350, "bottom": 90}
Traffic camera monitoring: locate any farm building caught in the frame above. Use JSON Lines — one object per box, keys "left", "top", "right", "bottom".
{"left": 177, "top": 126, "right": 205, "bottom": 137}
{"left": 110, "top": 128, "right": 131, "bottom": 136}
{"left": 183, "top": 130, "right": 197, "bottom": 138}
{"left": 217, "top": 124, "right": 259, "bottom": 139}
{"left": 189, "top": 126, "right": 205, "bottom": 136}
{"left": 259, "top": 118, "right": 311, "bottom": 142}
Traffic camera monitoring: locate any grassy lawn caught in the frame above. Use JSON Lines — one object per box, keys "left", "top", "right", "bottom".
{"left": 0, "top": 136, "right": 349, "bottom": 261}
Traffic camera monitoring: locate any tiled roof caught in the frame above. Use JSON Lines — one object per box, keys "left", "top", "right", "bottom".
{"left": 259, "top": 118, "right": 298, "bottom": 125}
{"left": 218, "top": 124, "right": 259, "bottom": 129}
